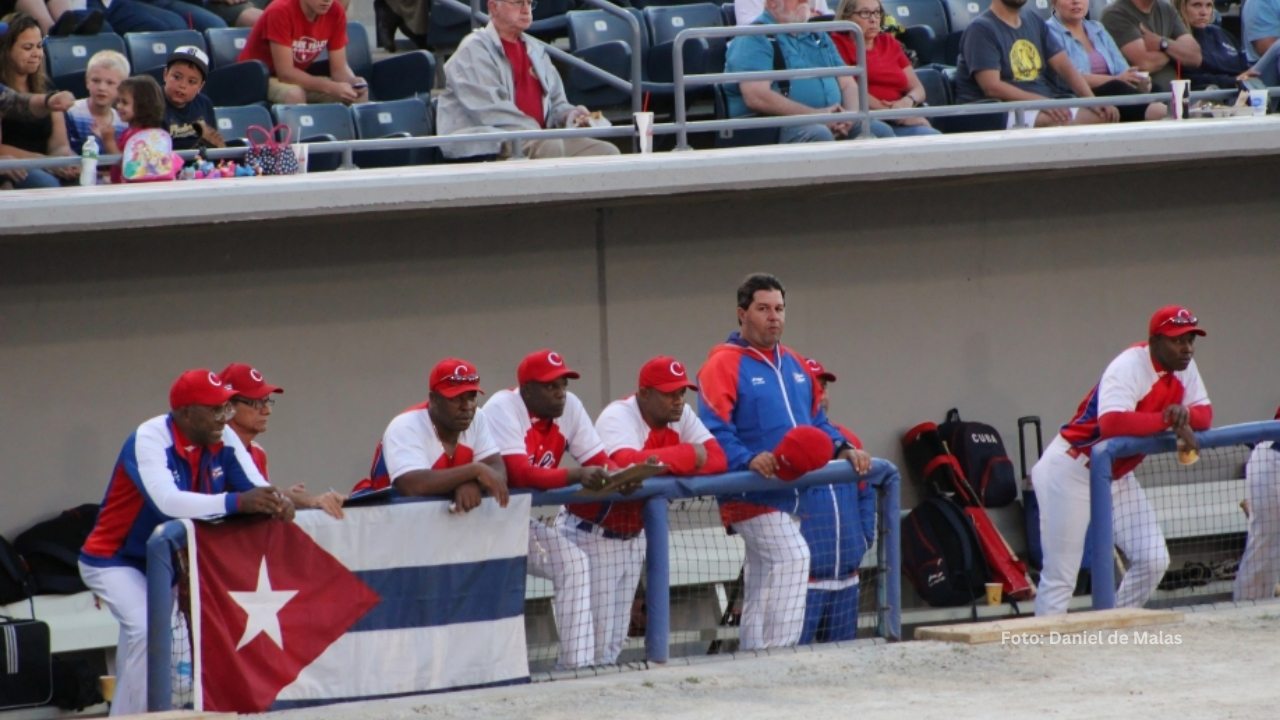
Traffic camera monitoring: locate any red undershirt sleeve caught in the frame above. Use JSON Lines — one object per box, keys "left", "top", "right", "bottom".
{"left": 1188, "top": 404, "right": 1212, "bottom": 431}
{"left": 502, "top": 454, "right": 569, "bottom": 490}
{"left": 1098, "top": 411, "right": 1169, "bottom": 438}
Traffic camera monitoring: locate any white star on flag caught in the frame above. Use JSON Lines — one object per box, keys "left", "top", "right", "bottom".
{"left": 229, "top": 557, "right": 298, "bottom": 651}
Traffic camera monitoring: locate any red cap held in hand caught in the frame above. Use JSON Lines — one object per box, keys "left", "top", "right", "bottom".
{"left": 773, "top": 426, "right": 834, "bottom": 481}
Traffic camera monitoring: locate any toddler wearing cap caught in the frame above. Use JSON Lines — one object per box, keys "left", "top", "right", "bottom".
{"left": 162, "top": 46, "right": 225, "bottom": 151}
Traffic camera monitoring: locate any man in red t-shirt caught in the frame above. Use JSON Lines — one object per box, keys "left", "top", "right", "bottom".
{"left": 238, "top": 0, "right": 367, "bottom": 105}
{"left": 434, "top": 0, "right": 620, "bottom": 160}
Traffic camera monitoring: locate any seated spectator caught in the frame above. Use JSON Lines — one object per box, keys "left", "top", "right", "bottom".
{"left": 436, "top": 0, "right": 620, "bottom": 161}
{"left": 1239, "top": 40, "right": 1280, "bottom": 86}
{"left": 65, "top": 50, "right": 129, "bottom": 157}
{"left": 736, "top": 0, "right": 831, "bottom": 25}
{"left": 206, "top": 0, "right": 270, "bottom": 29}
{"left": 0, "top": 16, "right": 78, "bottom": 187}
{"left": 83, "top": 0, "right": 225, "bottom": 33}
{"left": 832, "top": 0, "right": 941, "bottom": 136}
{"left": 373, "top": 0, "right": 426, "bottom": 52}
{"left": 238, "top": 0, "right": 369, "bottom": 105}
{"left": 1174, "top": 0, "right": 1248, "bottom": 88}
{"left": 11, "top": 0, "right": 105, "bottom": 36}
{"left": 1101, "top": 0, "right": 1201, "bottom": 92}
{"left": 724, "top": 0, "right": 895, "bottom": 143}
{"left": 0, "top": 81, "right": 74, "bottom": 190}
{"left": 954, "top": 0, "right": 1119, "bottom": 127}
{"left": 162, "top": 46, "right": 226, "bottom": 151}
{"left": 104, "top": 74, "right": 167, "bottom": 184}
{"left": 1242, "top": 0, "right": 1280, "bottom": 63}
{"left": 1047, "top": 0, "right": 1167, "bottom": 120}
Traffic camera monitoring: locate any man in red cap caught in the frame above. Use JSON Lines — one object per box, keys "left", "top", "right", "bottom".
{"left": 484, "top": 349, "right": 611, "bottom": 669}
{"left": 78, "top": 368, "right": 293, "bottom": 716}
{"left": 1033, "top": 305, "right": 1212, "bottom": 616}
{"left": 796, "top": 358, "right": 876, "bottom": 644}
{"left": 221, "top": 363, "right": 345, "bottom": 519}
{"left": 363, "top": 358, "right": 509, "bottom": 512}
{"left": 567, "top": 355, "right": 728, "bottom": 665}
{"left": 697, "top": 273, "right": 871, "bottom": 650}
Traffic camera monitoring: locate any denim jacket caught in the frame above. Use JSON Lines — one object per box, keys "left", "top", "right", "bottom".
{"left": 1047, "top": 16, "right": 1130, "bottom": 76}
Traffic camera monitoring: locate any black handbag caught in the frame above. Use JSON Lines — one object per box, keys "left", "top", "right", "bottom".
{"left": 0, "top": 612, "right": 53, "bottom": 710}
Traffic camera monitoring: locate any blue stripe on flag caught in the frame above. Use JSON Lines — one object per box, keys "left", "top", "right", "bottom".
{"left": 350, "top": 556, "right": 528, "bottom": 631}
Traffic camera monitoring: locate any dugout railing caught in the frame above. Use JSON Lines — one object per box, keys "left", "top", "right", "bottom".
{"left": 1088, "top": 420, "right": 1280, "bottom": 610}
{"left": 143, "top": 459, "right": 900, "bottom": 711}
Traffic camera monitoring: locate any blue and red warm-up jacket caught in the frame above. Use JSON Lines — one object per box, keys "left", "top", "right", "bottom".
{"left": 799, "top": 478, "right": 876, "bottom": 581}
{"left": 696, "top": 331, "right": 849, "bottom": 517}
{"left": 80, "top": 415, "right": 260, "bottom": 572}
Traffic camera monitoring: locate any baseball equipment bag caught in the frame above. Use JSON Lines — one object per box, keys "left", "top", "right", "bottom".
{"left": 936, "top": 408, "right": 1018, "bottom": 508}
{"left": 902, "top": 421, "right": 1035, "bottom": 601}
{"left": 0, "top": 535, "right": 34, "bottom": 606}
{"left": 13, "top": 504, "right": 98, "bottom": 595}
{"left": 245, "top": 124, "right": 301, "bottom": 175}
{"left": 902, "top": 496, "right": 988, "bottom": 607}
{"left": 0, "top": 615, "right": 53, "bottom": 710}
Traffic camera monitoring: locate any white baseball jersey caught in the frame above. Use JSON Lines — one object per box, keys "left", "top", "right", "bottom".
{"left": 381, "top": 406, "right": 498, "bottom": 480}
{"left": 484, "top": 388, "right": 606, "bottom": 467}
{"left": 596, "top": 395, "right": 714, "bottom": 454}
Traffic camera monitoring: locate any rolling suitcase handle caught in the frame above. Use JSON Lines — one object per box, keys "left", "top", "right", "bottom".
{"left": 1017, "top": 416, "right": 1042, "bottom": 483}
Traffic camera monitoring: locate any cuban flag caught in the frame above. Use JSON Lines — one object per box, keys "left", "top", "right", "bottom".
{"left": 183, "top": 496, "right": 531, "bottom": 712}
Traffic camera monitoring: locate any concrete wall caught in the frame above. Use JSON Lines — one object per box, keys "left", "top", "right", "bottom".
{"left": 3, "top": 149, "right": 1278, "bottom": 538}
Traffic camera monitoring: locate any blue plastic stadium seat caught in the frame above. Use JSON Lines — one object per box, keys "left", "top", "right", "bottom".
{"left": 527, "top": 0, "right": 572, "bottom": 42}
{"left": 942, "top": 0, "right": 993, "bottom": 65}
{"left": 351, "top": 97, "right": 437, "bottom": 167}
{"left": 565, "top": 8, "right": 649, "bottom": 109}
{"left": 643, "top": 2, "right": 726, "bottom": 89}
{"left": 45, "top": 34, "right": 128, "bottom": 99}
{"left": 272, "top": 103, "right": 355, "bottom": 172}
{"left": 125, "top": 30, "right": 205, "bottom": 79}
{"left": 214, "top": 104, "right": 273, "bottom": 147}
{"left": 204, "top": 27, "right": 252, "bottom": 70}
{"left": 880, "top": 0, "right": 950, "bottom": 66}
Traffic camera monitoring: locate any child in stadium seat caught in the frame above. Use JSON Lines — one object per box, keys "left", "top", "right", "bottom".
{"left": 162, "top": 46, "right": 226, "bottom": 151}
{"left": 237, "top": 0, "right": 368, "bottom": 105}
{"left": 65, "top": 50, "right": 130, "bottom": 158}
{"left": 104, "top": 74, "right": 166, "bottom": 184}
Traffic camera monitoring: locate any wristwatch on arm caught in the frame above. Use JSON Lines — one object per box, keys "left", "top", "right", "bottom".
{"left": 1159, "top": 37, "right": 1170, "bottom": 52}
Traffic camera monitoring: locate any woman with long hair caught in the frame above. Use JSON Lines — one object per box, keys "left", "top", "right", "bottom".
{"left": 0, "top": 14, "right": 78, "bottom": 188}
{"left": 831, "top": 0, "right": 940, "bottom": 136}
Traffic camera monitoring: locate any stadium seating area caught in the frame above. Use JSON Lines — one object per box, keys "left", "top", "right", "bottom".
{"left": 0, "top": 0, "right": 1261, "bottom": 176}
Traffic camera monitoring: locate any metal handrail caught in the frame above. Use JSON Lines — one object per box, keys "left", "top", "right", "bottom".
{"left": 438, "top": 0, "right": 643, "bottom": 114}
{"left": 672, "top": 21, "right": 871, "bottom": 150}
{"left": 0, "top": 88, "right": 1266, "bottom": 174}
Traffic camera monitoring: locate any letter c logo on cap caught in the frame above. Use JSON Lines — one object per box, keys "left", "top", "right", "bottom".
{"left": 547, "top": 352, "right": 563, "bottom": 367}
{"left": 670, "top": 361, "right": 685, "bottom": 377}
{"left": 455, "top": 364, "right": 469, "bottom": 376}
{"left": 250, "top": 368, "right": 263, "bottom": 382}
{"left": 207, "top": 371, "right": 221, "bottom": 386}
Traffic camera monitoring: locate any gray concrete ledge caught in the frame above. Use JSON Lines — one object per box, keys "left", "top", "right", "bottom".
{"left": 2, "top": 116, "right": 1277, "bottom": 237}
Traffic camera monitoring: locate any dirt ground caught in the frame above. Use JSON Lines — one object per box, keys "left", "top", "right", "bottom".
{"left": 266, "top": 601, "right": 1280, "bottom": 720}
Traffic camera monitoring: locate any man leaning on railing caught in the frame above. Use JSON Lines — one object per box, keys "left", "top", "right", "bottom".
{"left": 723, "top": 0, "right": 896, "bottom": 142}
{"left": 436, "top": 0, "right": 620, "bottom": 161}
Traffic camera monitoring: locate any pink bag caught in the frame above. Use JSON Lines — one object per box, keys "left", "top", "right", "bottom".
{"left": 244, "top": 124, "right": 301, "bottom": 175}
{"left": 120, "top": 128, "right": 183, "bottom": 183}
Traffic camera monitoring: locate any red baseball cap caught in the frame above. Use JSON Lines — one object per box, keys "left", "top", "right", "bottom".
{"left": 429, "top": 358, "right": 484, "bottom": 398}
{"left": 219, "top": 363, "right": 283, "bottom": 400}
{"left": 772, "top": 426, "right": 834, "bottom": 481}
{"left": 639, "top": 355, "right": 698, "bottom": 393}
{"left": 517, "top": 349, "right": 580, "bottom": 385}
{"left": 169, "top": 369, "right": 236, "bottom": 410}
{"left": 805, "top": 357, "right": 837, "bottom": 383}
{"left": 1149, "top": 305, "right": 1206, "bottom": 338}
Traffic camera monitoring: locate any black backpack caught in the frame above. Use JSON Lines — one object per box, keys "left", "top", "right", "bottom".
{"left": 936, "top": 408, "right": 1018, "bottom": 508}
{"left": 0, "top": 534, "right": 35, "bottom": 606}
{"left": 901, "top": 496, "right": 989, "bottom": 607}
{"left": 14, "top": 504, "right": 99, "bottom": 595}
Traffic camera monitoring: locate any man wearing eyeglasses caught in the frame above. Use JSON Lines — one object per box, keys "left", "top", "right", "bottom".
{"left": 367, "top": 358, "right": 510, "bottom": 513}
{"left": 435, "top": 0, "right": 621, "bottom": 161}
{"left": 724, "top": 0, "right": 896, "bottom": 142}
{"left": 1032, "top": 306, "right": 1212, "bottom": 616}
{"left": 78, "top": 368, "right": 293, "bottom": 716}
{"left": 220, "top": 363, "right": 345, "bottom": 519}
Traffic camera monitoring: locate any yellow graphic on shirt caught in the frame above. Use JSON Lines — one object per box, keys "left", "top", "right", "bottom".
{"left": 1009, "top": 39, "right": 1043, "bottom": 82}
